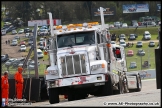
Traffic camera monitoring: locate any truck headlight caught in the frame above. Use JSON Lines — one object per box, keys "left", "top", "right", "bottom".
{"left": 91, "top": 64, "right": 102, "bottom": 71}
{"left": 46, "top": 70, "right": 58, "bottom": 75}
{"left": 91, "top": 63, "right": 105, "bottom": 71}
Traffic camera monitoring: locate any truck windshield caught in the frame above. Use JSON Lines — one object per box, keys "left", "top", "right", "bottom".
{"left": 57, "top": 31, "right": 95, "bottom": 48}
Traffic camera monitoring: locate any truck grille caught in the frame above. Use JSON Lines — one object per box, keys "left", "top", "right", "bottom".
{"left": 61, "top": 54, "right": 86, "bottom": 76}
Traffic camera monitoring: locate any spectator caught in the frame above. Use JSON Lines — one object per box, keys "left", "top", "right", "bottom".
{"left": 8, "top": 40, "right": 10, "bottom": 44}
{"left": 127, "top": 42, "right": 130, "bottom": 47}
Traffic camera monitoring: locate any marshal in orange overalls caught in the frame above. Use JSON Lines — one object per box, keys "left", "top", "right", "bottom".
{"left": 1, "top": 71, "right": 9, "bottom": 105}
{"left": 14, "top": 67, "right": 24, "bottom": 99}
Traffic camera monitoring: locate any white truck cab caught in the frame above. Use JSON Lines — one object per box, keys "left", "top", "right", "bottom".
{"left": 45, "top": 7, "right": 142, "bottom": 104}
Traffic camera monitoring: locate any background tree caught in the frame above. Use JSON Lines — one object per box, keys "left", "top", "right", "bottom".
{"left": 1, "top": 1, "right": 161, "bottom": 25}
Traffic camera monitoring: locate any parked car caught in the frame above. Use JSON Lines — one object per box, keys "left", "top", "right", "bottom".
{"left": 1, "top": 29, "right": 6, "bottom": 35}
{"left": 20, "top": 45, "right": 26, "bottom": 52}
{"left": 39, "top": 38, "right": 44, "bottom": 45}
{"left": 119, "top": 34, "right": 126, "bottom": 40}
{"left": 119, "top": 39, "right": 126, "bottom": 47}
{"left": 5, "top": 58, "right": 17, "bottom": 67}
{"left": 14, "top": 36, "right": 20, "bottom": 40}
{"left": 122, "top": 23, "right": 128, "bottom": 28}
{"left": 6, "top": 26, "right": 16, "bottom": 33}
{"left": 136, "top": 41, "right": 143, "bottom": 48}
{"left": 28, "top": 60, "right": 40, "bottom": 70}
{"left": 143, "top": 31, "right": 151, "bottom": 40}
{"left": 25, "top": 32, "right": 29, "bottom": 37}
{"left": 19, "top": 41, "right": 26, "bottom": 46}
{"left": 133, "top": 22, "right": 139, "bottom": 27}
{"left": 127, "top": 50, "right": 134, "bottom": 56}
{"left": 111, "top": 41, "right": 116, "bottom": 47}
{"left": 151, "top": 22, "right": 156, "bottom": 26}
{"left": 18, "top": 59, "right": 32, "bottom": 68}
{"left": 148, "top": 41, "right": 155, "bottom": 47}
{"left": 111, "top": 33, "right": 116, "bottom": 41}
{"left": 137, "top": 49, "right": 145, "bottom": 56}
{"left": 18, "top": 29, "right": 24, "bottom": 34}
{"left": 114, "top": 22, "right": 121, "bottom": 27}
{"left": 10, "top": 39, "right": 18, "bottom": 46}
{"left": 142, "top": 61, "right": 151, "bottom": 68}
{"left": 28, "top": 38, "right": 33, "bottom": 45}
{"left": 1, "top": 54, "right": 9, "bottom": 63}
{"left": 12, "top": 30, "right": 17, "bottom": 35}
{"left": 38, "top": 29, "right": 49, "bottom": 36}
{"left": 129, "top": 62, "right": 137, "bottom": 69}
{"left": 12, "top": 57, "right": 25, "bottom": 67}
{"left": 109, "top": 24, "right": 114, "bottom": 28}
{"left": 24, "top": 28, "right": 32, "bottom": 33}
{"left": 37, "top": 49, "right": 44, "bottom": 58}
{"left": 39, "top": 43, "right": 45, "bottom": 50}
{"left": 129, "top": 34, "right": 136, "bottom": 40}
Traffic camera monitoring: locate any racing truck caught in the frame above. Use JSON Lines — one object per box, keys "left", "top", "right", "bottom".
{"left": 44, "top": 7, "right": 142, "bottom": 104}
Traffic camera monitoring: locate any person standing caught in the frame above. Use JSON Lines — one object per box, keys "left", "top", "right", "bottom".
{"left": 8, "top": 40, "right": 10, "bottom": 44}
{"left": 1, "top": 71, "right": 9, "bottom": 106}
{"left": 14, "top": 67, "right": 24, "bottom": 99}
{"left": 115, "top": 48, "right": 121, "bottom": 58}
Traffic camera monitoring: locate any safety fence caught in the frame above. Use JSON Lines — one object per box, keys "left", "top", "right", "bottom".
{"left": 1, "top": 63, "right": 45, "bottom": 79}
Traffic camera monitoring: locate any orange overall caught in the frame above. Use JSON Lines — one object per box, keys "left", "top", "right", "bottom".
{"left": 14, "top": 70, "right": 24, "bottom": 99}
{"left": 1, "top": 76, "right": 9, "bottom": 104}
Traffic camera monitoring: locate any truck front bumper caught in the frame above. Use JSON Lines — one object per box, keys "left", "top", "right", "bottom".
{"left": 47, "top": 74, "right": 108, "bottom": 88}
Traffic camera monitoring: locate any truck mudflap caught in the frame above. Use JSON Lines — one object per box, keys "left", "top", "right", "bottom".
{"left": 126, "top": 76, "right": 137, "bottom": 89}
{"left": 47, "top": 74, "right": 107, "bottom": 88}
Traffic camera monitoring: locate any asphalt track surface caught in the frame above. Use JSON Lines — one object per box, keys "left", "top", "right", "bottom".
{"left": 23, "top": 79, "right": 160, "bottom": 107}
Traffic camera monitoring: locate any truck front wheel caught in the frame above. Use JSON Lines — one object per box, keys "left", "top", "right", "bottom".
{"left": 101, "top": 75, "right": 113, "bottom": 96}
{"left": 49, "top": 88, "right": 59, "bottom": 104}
{"left": 68, "top": 88, "right": 75, "bottom": 101}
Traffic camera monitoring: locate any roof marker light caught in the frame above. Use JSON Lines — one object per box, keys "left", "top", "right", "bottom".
{"left": 83, "top": 23, "right": 88, "bottom": 27}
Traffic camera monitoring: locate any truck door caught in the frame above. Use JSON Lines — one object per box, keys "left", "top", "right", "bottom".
{"left": 97, "top": 32, "right": 107, "bottom": 61}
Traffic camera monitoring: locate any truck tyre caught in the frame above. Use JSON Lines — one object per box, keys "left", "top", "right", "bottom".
{"left": 118, "top": 75, "right": 124, "bottom": 94}
{"left": 49, "top": 88, "right": 59, "bottom": 104}
{"left": 135, "top": 74, "right": 142, "bottom": 92}
{"left": 76, "top": 93, "right": 88, "bottom": 100}
{"left": 102, "top": 75, "right": 113, "bottom": 96}
{"left": 68, "top": 89, "right": 75, "bottom": 101}
{"left": 123, "top": 76, "right": 129, "bottom": 93}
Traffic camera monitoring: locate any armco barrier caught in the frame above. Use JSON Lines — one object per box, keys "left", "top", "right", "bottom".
{"left": 130, "top": 69, "right": 156, "bottom": 80}
{"left": 8, "top": 78, "right": 42, "bottom": 102}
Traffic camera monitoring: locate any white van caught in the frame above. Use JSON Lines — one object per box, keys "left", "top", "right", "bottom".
{"left": 119, "top": 39, "right": 126, "bottom": 47}
{"left": 143, "top": 31, "right": 151, "bottom": 40}
{"left": 37, "top": 49, "right": 44, "bottom": 58}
